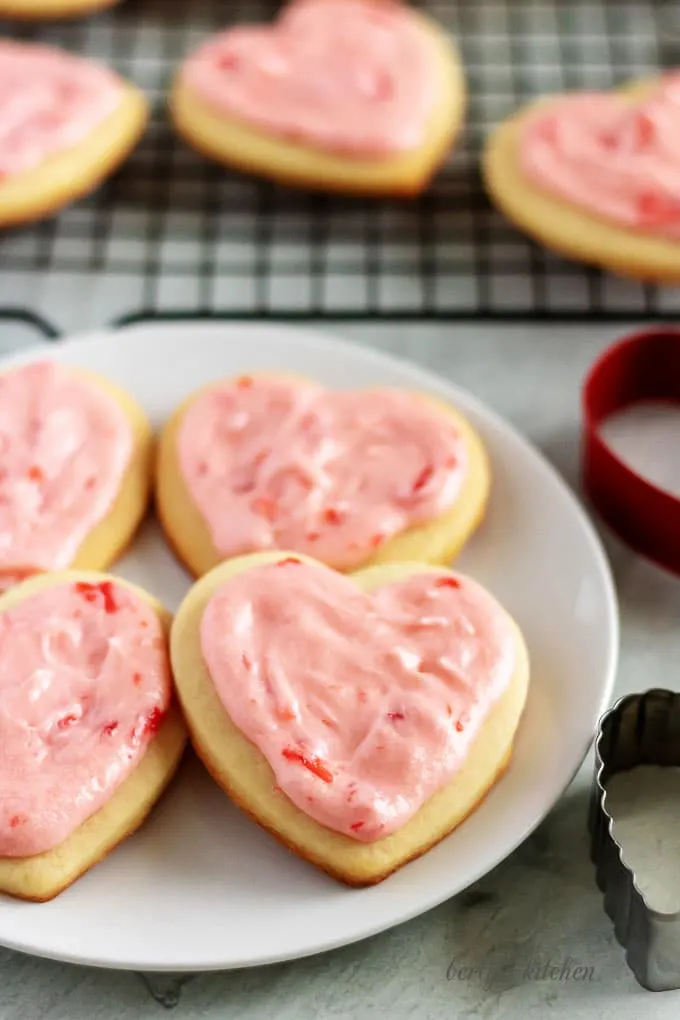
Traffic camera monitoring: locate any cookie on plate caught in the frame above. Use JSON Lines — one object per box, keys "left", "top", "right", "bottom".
{"left": 0, "top": 41, "right": 147, "bottom": 227}
{"left": 0, "top": 572, "right": 187, "bottom": 901}
{"left": 483, "top": 72, "right": 680, "bottom": 282}
{"left": 155, "top": 373, "right": 490, "bottom": 577}
{"left": 170, "top": 0, "right": 465, "bottom": 196}
{"left": 170, "top": 552, "right": 529, "bottom": 886}
{"left": 0, "top": 360, "right": 153, "bottom": 593}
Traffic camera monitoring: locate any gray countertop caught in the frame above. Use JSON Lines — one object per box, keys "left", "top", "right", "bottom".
{"left": 0, "top": 320, "right": 679, "bottom": 1019}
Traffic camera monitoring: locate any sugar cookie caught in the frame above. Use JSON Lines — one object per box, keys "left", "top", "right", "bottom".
{"left": 0, "top": 361, "right": 153, "bottom": 593}
{"left": 0, "top": 572, "right": 187, "bottom": 901}
{"left": 0, "top": 0, "right": 119, "bottom": 18}
{"left": 170, "top": 552, "right": 529, "bottom": 886}
{"left": 155, "top": 373, "right": 490, "bottom": 577}
{"left": 483, "top": 73, "right": 680, "bottom": 282}
{"left": 170, "top": 0, "right": 465, "bottom": 196}
{"left": 0, "top": 41, "right": 147, "bottom": 227}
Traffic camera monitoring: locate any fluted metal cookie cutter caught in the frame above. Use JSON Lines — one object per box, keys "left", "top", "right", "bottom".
{"left": 589, "top": 689, "right": 680, "bottom": 991}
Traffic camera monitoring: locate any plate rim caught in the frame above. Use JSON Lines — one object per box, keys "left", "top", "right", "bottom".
{"left": 0, "top": 320, "right": 620, "bottom": 971}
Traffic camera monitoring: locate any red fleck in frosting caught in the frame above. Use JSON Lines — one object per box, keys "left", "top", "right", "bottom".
{"left": 199, "top": 561, "right": 515, "bottom": 842}
{"left": 0, "top": 40, "right": 123, "bottom": 179}
{"left": 0, "top": 361, "right": 133, "bottom": 584}
{"left": 519, "top": 73, "right": 680, "bottom": 237}
{"left": 178, "top": 376, "right": 467, "bottom": 571}
{"left": 0, "top": 580, "right": 170, "bottom": 857}
{"left": 180, "top": 0, "right": 439, "bottom": 158}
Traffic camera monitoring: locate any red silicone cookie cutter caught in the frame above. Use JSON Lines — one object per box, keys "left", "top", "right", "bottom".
{"left": 581, "top": 326, "right": 680, "bottom": 576}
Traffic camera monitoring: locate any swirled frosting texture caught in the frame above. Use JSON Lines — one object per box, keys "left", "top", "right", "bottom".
{"left": 0, "top": 361, "right": 133, "bottom": 581}
{"left": 180, "top": 0, "right": 439, "bottom": 157}
{"left": 0, "top": 40, "right": 123, "bottom": 179}
{"left": 177, "top": 377, "right": 467, "bottom": 570}
{"left": 200, "top": 560, "right": 516, "bottom": 841}
{"left": 519, "top": 74, "right": 680, "bottom": 236}
{"left": 0, "top": 581, "right": 170, "bottom": 857}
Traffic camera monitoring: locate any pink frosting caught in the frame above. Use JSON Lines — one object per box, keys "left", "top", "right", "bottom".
{"left": 200, "top": 560, "right": 516, "bottom": 841}
{"left": 180, "top": 0, "right": 439, "bottom": 157}
{"left": 519, "top": 73, "right": 680, "bottom": 237}
{"left": 0, "top": 40, "right": 123, "bottom": 179}
{"left": 0, "top": 580, "right": 170, "bottom": 857}
{"left": 0, "top": 361, "right": 134, "bottom": 581}
{"left": 177, "top": 376, "right": 467, "bottom": 571}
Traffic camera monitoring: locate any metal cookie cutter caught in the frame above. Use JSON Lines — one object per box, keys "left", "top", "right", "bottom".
{"left": 589, "top": 689, "right": 680, "bottom": 991}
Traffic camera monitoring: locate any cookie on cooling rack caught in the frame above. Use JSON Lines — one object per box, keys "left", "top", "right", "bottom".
{"left": 155, "top": 372, "right": 490, "bottom": 577}
{"left": 483, "top": 71, "right": 680, "bottom": 283}
{"left": 0, "top": 0, "right": 121, "bottom": 23}
{"left": 169, "top": 0, "right": 465, "bottom": 196}
{"left": 0, "top": 41, "right": 147, "bottom": 227}
{"left": 0, "top": 360, "right": 153, "bottom": 593}
{"left": 0, "top": 572, "right": 187, "bottom": 902}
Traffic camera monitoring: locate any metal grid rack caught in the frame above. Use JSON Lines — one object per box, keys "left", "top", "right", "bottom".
{"left": 1, "top": 0, "right": 679, "bottom": 325}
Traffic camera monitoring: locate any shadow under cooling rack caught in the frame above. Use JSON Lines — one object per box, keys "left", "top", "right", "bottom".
{"left": 1, "top": 0, "right": 680, "bottom": 322}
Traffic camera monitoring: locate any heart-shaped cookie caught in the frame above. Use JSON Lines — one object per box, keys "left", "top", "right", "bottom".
{"left": 170, "top": 0, "right": 465, "bottom": 196}
{"left": 170, "top": 552, "right": 529, "bottom": 885}
{"left": 0, "top": 0, "right": 121, "bottom": 21}
{"left": 0, "top": 41, "right": 147, "bottom": 228}
{"left": 483, "top": 73, "right": 680, "bottom": 282}
{"left": 0, "top": 571, "right": 187, "bottom": 901}
{"left": 155, "top": 373, "right": 490, "bottom": 577}
{"left": 0, "top": 361, "right": 153, "bottom": 593}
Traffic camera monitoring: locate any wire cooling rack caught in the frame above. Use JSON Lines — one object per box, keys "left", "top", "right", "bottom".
{"left": 0, "top": 0, "right": 679, "bottom": 327}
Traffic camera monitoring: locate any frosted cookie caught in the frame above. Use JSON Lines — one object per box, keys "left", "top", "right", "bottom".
{"left": 0, "top": 41, "right": 147, "bottom": 227}
{"left": 155, "top": 373, "right": 490, "bottom": 577}
{"left": 483, "top": 72, "right": 680, "bottom": 282}
{"left": 170, "top": 0, "right": 465, "bottom": 196}
{"left": 0, "top": 361, "right": 153, "bottom": 594}
{"left": 0, "top": 0, "right": 119, "bottom": 17}
{"left": 171, "top": 553, "right": 529, "bottom": 885}
{"left": 0, "top": 572, "right": 187, "bottom": 901}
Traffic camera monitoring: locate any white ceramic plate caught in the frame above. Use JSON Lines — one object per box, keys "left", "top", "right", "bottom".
{"left": 0, "top": 322, "right": 618, "bottom": 972}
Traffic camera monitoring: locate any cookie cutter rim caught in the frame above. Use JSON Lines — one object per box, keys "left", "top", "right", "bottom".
{"left": 590, "top": 687, "right": 680, "bottom": 991}
{"left": 581, "top": 326, "right": 680, "bottom": 577}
